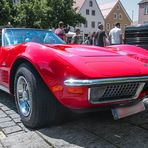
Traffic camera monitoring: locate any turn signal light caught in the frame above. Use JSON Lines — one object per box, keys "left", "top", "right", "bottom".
{"left": 67, "top": 87, "right": 84, "bottom": 94}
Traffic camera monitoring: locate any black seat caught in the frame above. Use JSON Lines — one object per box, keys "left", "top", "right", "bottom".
{"left": 124, "top": 24, "right": 148, "bottom": 50}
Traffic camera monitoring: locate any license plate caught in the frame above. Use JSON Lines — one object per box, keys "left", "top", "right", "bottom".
{"left": 111, "top": 101, "right": 145, "bottom": 120}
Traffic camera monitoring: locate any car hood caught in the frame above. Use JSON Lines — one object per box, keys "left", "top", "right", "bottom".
{"left": 46, "top": 44, "right": 148, "bottom": 78}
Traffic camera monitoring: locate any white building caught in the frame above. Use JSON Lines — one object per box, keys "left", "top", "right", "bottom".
{"left": 138, "top": 0, "right": 148, "bottom": 24}
{"left": 74, "top": 0, "right": 104, "bottom": 35}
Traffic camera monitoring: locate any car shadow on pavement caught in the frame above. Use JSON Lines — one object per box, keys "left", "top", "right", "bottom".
{"left": 38, "top": 110, "right": 148, "bottom": 148}
{"left": 37, "top": 111, "right": 116, "bottom": 148}
{"left": 0, "top": 90, "right": 17, "bottom": 112}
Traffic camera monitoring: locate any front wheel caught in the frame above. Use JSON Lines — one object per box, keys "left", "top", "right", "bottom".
{"left": 14, "top": 63, "right": 66, "bottom": 128}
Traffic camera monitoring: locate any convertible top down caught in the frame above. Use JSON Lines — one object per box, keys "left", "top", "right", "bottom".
{"left": 0, "top": 28, "right": 148, "bottom": 128}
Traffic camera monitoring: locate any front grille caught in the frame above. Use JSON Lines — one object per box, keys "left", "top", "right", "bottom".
{"left": 102, "top": 83, "right": 139, "bottom": 99}
{"left": 143, "top": 82, "right": 148, "bottom": 91}
{"left": 89, "top": 82, "right": 145, "bottom": 104}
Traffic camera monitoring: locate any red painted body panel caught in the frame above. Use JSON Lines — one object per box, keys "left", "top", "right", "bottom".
{"left": 0, "top": 41, "right": 148, "bottom": 109}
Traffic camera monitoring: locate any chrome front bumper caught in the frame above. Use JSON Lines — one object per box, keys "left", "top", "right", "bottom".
{"left": 64, "top": 76, "right": 148, "bottom": 104}
{"left": 64, "top": 76, "right": 148, "bottom": 86}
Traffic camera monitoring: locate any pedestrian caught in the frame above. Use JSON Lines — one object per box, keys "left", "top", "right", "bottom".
{"left": 55, "top": 21, "right": 66, "bottom": 41}
{"left": 109, "top": 23, "right": 122, "bottom": 45}
{"left": 71, "top": 28, "right": 82, "bottom": 44}
{"left": 84, "top": 34, "right": 90, "bottom": 45}
{"left": 95, "top": 24, "right": 108, "bottom": 47}
{"left": 89, "top": 32, "right": 96, "bottom": 45}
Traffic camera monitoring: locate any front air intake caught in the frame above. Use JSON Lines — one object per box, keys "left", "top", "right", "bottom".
{"left": 89, "top": 82, "right": 145, "bottom": 104}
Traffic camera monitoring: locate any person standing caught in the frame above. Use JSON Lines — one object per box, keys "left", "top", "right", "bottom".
{"left": 109, "top": 23, "right": 122, "bottom": 45}
{"left": 89, "top": 32, "right": 96, "bottom": 45}
{"left": 95, "top": 24, "right": 107, "bottom": 47}
{"left": 71, "top": 28, "right": 82, "bottom": 44}
{"left": 55, "top": 21, "right": 66, "bottom": 41}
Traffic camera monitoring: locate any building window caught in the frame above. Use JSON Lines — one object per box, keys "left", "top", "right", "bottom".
{"left": 106, "top": 23, "right": 110, "bottom": 31}
{"left": 119, "top": 13, "right": 122, "bottom": 20}
{"left": 91, "top": 21, "right": 95, "bottom": 28}
{"left": 84, "top": 21, "right": 88, "bottom": 28}
{"left": 144, "top": 5, "right": 148, "bottom": 14}
{"left": 92, "top": 10, "right": 95, "bottom": 16}
{"left": 89, "top": 1, "right": 93, "bottom": 7}
{"left": 113, "top": 13, "right": 117, "bottom": 19}
{"left": 112, "top": 24, "right": 115, "bottom": 28}
{"left": 116, "top": 5, "right": 120, "bottom": 10}
{"left": 86, "top": 9, "right": 89, "bottom": 15}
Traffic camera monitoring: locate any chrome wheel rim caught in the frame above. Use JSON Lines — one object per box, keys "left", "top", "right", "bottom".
{"left": 16, "top": 76, "right": 32, "bottom": 117}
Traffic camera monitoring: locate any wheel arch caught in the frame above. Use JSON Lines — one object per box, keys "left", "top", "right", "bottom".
{"left": 10, "top": 58, "right": 42, "bottom": 94}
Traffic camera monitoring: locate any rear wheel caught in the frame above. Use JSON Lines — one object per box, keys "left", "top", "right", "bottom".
{"left": 14, "top": 63, "right": 66, "bottom": 128}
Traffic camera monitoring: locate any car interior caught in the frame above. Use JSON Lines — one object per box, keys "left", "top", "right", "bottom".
{"left": 3, "top": 29, "right": 65, "bottom": 46}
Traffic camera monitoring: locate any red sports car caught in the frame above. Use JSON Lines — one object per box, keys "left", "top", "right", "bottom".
{"left": 0, "top": 28, "right": 148, "bottom": 128}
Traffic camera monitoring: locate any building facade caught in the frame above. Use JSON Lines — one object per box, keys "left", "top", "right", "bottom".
{"left": 74, "top": 0, "right": 104, "bottom": 35}
{"left": 99, "top": 0, "right": 132, "bottom": 34}
{"left": 138, "top": 0, "right": 148, "bottom": 24}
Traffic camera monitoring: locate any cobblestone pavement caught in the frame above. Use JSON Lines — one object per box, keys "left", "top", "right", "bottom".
{"left": 0, "top": 90, "right": 148, "bottom": 148}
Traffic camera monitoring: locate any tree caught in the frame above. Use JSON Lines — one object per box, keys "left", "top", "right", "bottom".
{"left": 14, "top": 0, "right": 52, "bottom": 28}
{"left": 46, "top": 0, "right": 86, "bottom": 28}
{"left": 1, "top": 0, "right": 85, "bottom": 29}
{"left": 0, "top": 0, "right": 14, "bottom": 26}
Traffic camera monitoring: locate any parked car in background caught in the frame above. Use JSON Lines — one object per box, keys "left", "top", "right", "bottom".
{"left": 0, "top": 28, "right": 148, "bottom": 129}
{"left": 124, "top": 24, "right": 148, "bottom": 49}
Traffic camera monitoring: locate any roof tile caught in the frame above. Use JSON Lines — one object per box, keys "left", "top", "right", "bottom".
{"left": 73, "top": 0, "right": 85, "bottom": 11}
{"left": 99, "top": 0, "right": 118, "bottom": 18}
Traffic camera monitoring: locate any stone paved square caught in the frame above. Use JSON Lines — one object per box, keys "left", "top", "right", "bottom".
{"left": 0, "top": 91, "right": 148, "bottom": 148}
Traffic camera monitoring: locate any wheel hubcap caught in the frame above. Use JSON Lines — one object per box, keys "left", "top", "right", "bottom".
{"left": 16, "top": 76, "right": 32, "bottom": 117}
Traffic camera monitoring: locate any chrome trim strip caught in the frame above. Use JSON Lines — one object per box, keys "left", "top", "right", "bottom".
{"left": 0, "top": 85, "right": 9, "bottom": 93}
{"left": 64, "top": 76, "right": 148, "bottom": 86}
{"left": 88, "top": 83, "right": 145, "bottom": 104}
{"left": 134, "top": 83, "right": 145, "bottom": 98}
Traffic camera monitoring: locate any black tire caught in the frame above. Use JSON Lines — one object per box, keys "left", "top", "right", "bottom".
{"left": 14, "top": 63, "right": 67, "bottom": 128}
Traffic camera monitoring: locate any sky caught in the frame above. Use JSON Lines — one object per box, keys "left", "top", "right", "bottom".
{"left": 97, "top": 0, "right": 140, "bottom": 22}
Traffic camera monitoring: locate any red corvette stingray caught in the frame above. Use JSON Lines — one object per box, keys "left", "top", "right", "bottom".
{"left": 0, "top": 28, "right": 148, "bottom": 128}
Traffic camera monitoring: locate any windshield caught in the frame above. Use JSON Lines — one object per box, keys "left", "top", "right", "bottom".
{"left": 0, "top": 29, "right": 2, "bottom": 46}
{"left": 4, "top": 28, "right": 65, "bottom": 46}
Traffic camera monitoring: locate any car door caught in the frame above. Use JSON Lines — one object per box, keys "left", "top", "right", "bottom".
{"left": 0, "top": 29, "right": 10, "bottom": 91}
{"left": 0, "top": 29, "right": 2, "bottom": 85}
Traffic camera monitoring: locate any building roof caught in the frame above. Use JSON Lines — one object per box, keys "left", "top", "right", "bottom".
{"left": 99, "top": 0, "right": 118, "bottom": 18}
{"left": 99, "top": 0, "right": 132, "bottom": 22}
{"left": 139, "top": 0, "right": 148, "bottom": 4}
{"left": 73, "top": 0, "right": 85, "bottom": 12}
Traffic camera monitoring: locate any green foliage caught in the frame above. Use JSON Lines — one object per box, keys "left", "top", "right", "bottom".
{"left": 1, "top": 0, "right": 85, "bottom": 28}
{"left": 0, "top": 0, "right": 14, "bottom": 26}
{"left": 47, "top": 0, "right": 86, "bottom": 28}
{"left": 13, "top": 0, "right": 52, "bottom": 28}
